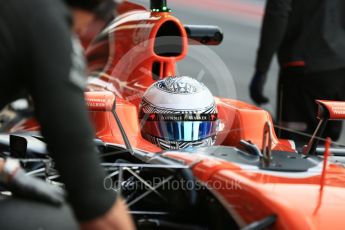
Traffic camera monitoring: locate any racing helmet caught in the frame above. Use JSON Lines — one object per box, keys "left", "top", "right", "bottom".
{"left": 139, "top": 76, "right": 219, "bottom": 150}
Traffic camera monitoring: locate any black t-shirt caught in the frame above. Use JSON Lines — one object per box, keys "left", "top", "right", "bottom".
{"left": 256, "top": 0, "right": 345, "bottom": 73}
{"left": 0, "top": 0, "right": 115, "bottom": 221}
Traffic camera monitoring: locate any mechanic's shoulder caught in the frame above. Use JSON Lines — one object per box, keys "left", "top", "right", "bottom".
{"left": 5, "top": 0, "right": 70, "bottom": 24}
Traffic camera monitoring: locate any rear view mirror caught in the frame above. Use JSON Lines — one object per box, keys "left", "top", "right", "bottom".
{"left": 10, "top": 135, "right": 27, "bottom": 158}
{"left": 316, "top": 100, "right": 345, "bottom": 120}
{"left": 304, "top": 100, "right": 345, "bottom": 154}
{"left": 85, "top": 91, "right": 116, "bottom": 111}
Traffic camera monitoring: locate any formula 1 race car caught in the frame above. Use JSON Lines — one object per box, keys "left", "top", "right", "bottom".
{"left": 1, "top": 0, "right": 345, "bottom": 229}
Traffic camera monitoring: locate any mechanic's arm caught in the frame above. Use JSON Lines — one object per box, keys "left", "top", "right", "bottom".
{"left": 255, "top": 0, "right": 292, "bottom": 72}
{"left": 25, "top": 2, "right": 134, "bottom": 228}
{"left": 250, "top": 0, "right": 292, "bottom": 105}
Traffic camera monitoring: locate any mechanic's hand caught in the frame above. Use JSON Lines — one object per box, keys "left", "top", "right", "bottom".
{"left": 249, "top": 71, "right": 269, "bottom": 105}
{"left": 0, "top": 158, "right": 65, "bottom": 206}
{"left": 6, "top": 168, "right": 66, "bottom": 206}
{"left": 80, "top": 198, "right": 136, "bottom": 230}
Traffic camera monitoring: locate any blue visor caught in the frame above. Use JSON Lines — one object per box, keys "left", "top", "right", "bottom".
{"left": 142, "top": 120, "right": 218, "bottom": 142}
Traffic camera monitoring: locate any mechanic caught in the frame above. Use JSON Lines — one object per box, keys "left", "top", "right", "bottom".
{"left": 249, "top": 0, "right": 345, "bottom": 144}
{"left": 0, "top": 0, "right": 134, "bottom": 229}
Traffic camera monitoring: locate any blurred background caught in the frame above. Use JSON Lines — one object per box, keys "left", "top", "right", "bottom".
{"left": 131, "top": 0, "right": 345, "bottom": 144}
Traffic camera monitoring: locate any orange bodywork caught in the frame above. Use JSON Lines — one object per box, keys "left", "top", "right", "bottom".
{"left": 8, "top": 1, "right": 345, "bottom": 229}
{"left": 163, "top": 151, "right": 345, "bottom": 229}
{"left": 216, "top": 98, "right": 294, "bottom": 152}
